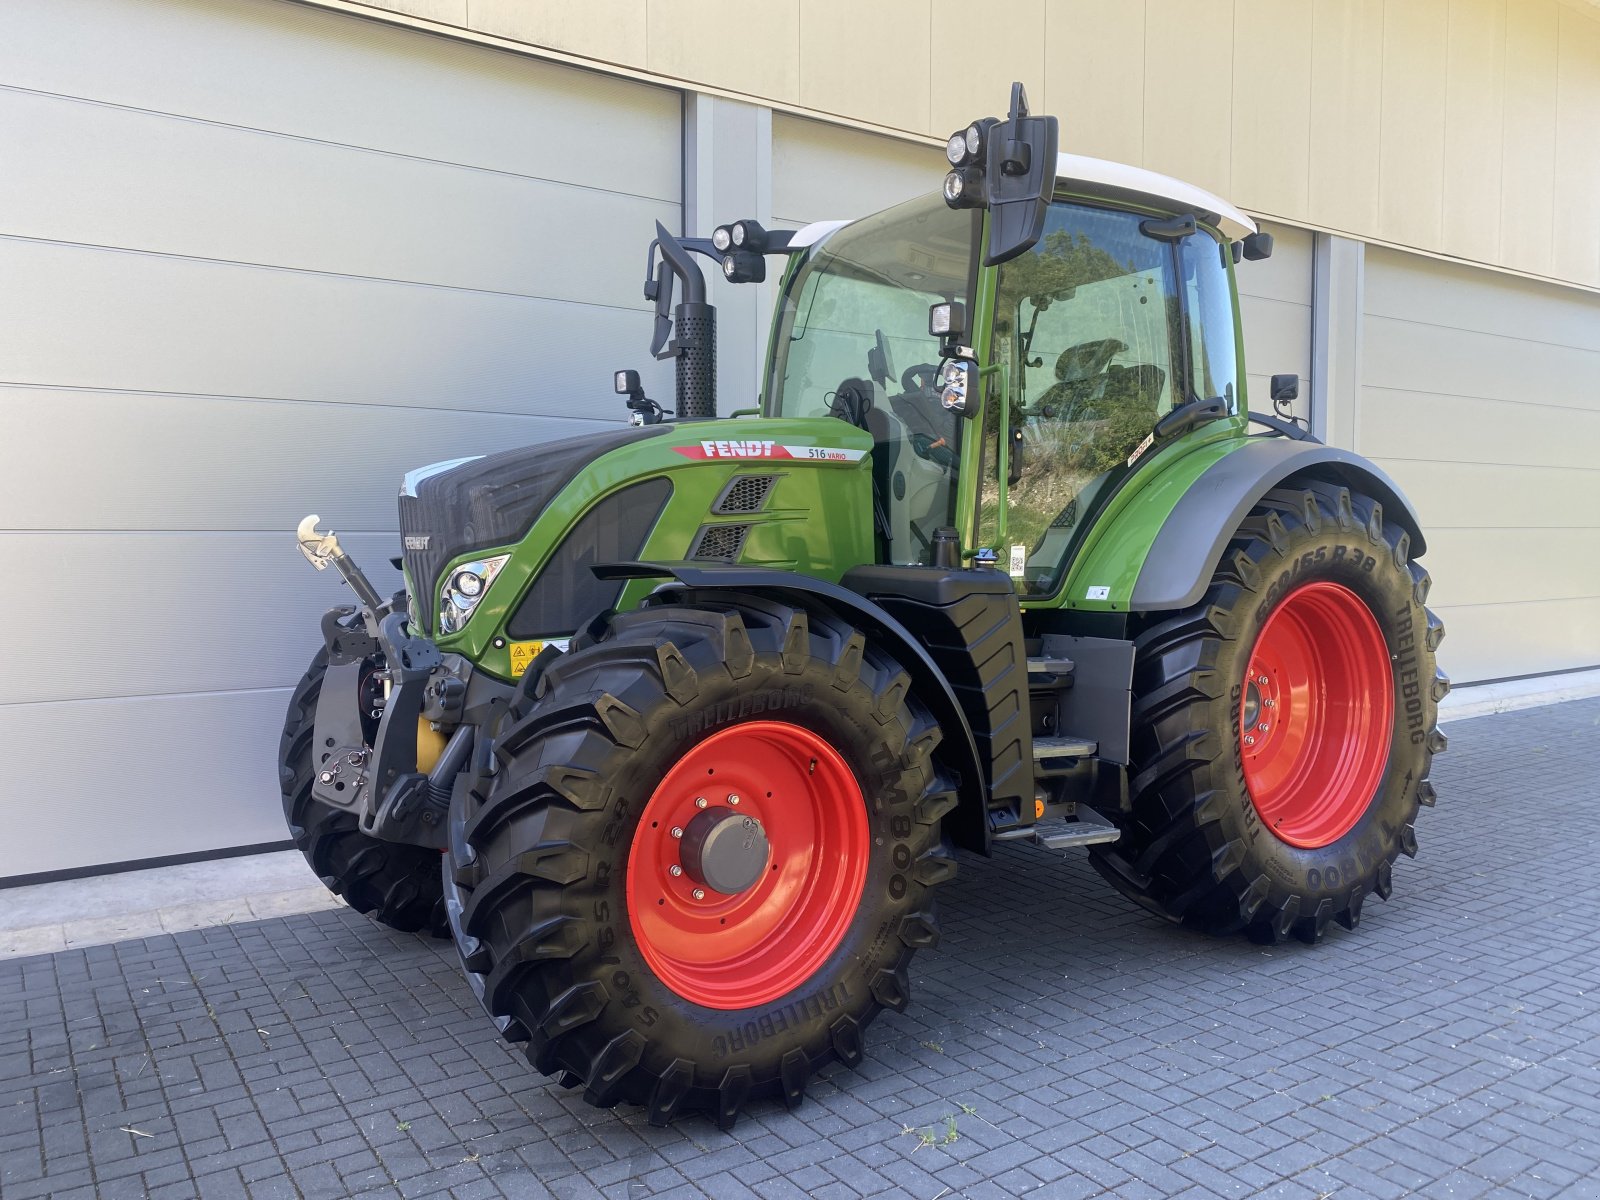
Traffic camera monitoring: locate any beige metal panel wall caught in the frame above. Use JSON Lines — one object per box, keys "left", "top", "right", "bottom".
{"left": 0, "top": 0, "right": 680, "bottom": 879}
{"left": 342, "top": 0, "right": 1600, "bottom": 293}
{"left": 1360, "top": 247, "right": 1600, "bottom": 684}
{"left": 771, "top": 114, "right": 941, "bottom": 228}
{"left": 1236, "top": 223, "right": 1314, "bottom": 424}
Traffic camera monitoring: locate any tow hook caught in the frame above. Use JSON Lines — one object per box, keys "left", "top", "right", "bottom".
{"left": 296, "top": 513, "right": 386, "bottom": 612}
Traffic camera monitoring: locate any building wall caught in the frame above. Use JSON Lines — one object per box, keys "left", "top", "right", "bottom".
{"left": 1359, "top": 247, "right": 1600, "bottom": 682}
{"left": 0, "top": 0, "right": 678, "bottom": 879}
{"left": 330, "top": 0, "right": 1600, "bottom": 294}
{"left": 1, "top": 0, "right": 1595, "bottom": 880}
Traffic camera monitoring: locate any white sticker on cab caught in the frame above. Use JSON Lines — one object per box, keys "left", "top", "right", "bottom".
{"left": 1086, "top": 585, "right": 1111, "bottom": 601}
{"left": 1009, "top": 545, "right": 1027, "bottom": 578}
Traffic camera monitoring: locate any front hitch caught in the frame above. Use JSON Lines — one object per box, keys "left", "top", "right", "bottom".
{"left": 296, "top": 513, "right": 387, "bottom": 612}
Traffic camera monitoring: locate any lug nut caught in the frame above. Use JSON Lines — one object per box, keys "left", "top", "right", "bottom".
{"left": 1264, "top": 698, "right": 1276, "bottom": 708}
{"left": 727, "top": 793, "right": 740, "bottom": 805}
{"left": 1244, "top": 735, "right": 1256, "bottom": 746}
{"left": 1256, "top": 674, "right": 1269, "bottom": 685}
{"left": 668, "top": 864, "right": 682, "bottom": 877}
{"left": 671, "top": 826, "right": 683, "bottom": 839}
{"left": 1258, "top": 722, "right": 1269, "bottom": 732}
{"left": 691, "top": 888, "right": 706, "bottom": 900}
{"left": 695, "top": 797, "right": 708, "bottom": 809}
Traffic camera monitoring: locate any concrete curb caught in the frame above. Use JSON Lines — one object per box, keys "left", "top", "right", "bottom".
{"left": 1438, "top": 666, "right": 1600, "bottom": 723}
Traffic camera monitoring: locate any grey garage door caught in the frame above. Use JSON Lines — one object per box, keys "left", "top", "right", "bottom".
{"left": 0, "top": 0, "right": 681, "bottom": 879}
{"left": 1360, "top": 248, "right": 1600, "bottom": 684}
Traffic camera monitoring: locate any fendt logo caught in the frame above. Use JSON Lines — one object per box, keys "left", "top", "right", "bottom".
{"left": 700, "top": 439, "right": 776, "bottom": 457}
{"left": 672, "top": 442, "right": 867, "bottom": 462}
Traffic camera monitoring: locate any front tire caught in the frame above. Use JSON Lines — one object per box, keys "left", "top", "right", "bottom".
{"left": 279, "top": 649, "right": 449, "bottom": 936}
{"left": 1091, "top": 482, "right": 1449, "bottom": 944}
{"left": 444, "top": 596, "right": 957, "bottom": 1127}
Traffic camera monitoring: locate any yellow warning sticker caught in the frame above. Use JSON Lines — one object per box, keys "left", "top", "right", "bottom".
{"left": 507, "top": 640, "right": 543, "bottom": 677}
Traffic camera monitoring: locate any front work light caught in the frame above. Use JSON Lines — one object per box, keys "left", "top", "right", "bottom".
{"left": 729, "top": 219, "right": 767, "bottom": 251}
{"left": 439, "top": 554, "right": 509, "bottom": 635}
{"left": 721, "top": 250, "right": 766, "bottom": 284}
{"left": 943, "top": 167, "right": 983, "bottom": 208}
{"left": 712, "top": 225, "right": 733, "bottom": 252}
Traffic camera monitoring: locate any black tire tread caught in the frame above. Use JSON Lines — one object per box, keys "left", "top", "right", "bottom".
{"left": 449, "top": 596, "right": 956, "bottom": 1126}
{"left": 1090, "top": 482, "right": 1447, "bottom": 945}
{"left": 279, "top": 649, "right": 449, "bottom": 937}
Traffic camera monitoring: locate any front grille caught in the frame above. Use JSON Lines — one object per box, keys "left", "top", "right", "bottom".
{"left": 689, "top": 523, "right": 750, "bottom": 561}
{"left": 713, "top": 475, "right": 777, "bottom": 515}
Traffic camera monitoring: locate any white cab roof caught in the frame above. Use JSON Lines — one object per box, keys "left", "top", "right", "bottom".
{"left": 789, "top": 152, "right": 1257, "bottom": 249}
{"left": 1054, "top": 152, "right": 1257, "bottom": 240}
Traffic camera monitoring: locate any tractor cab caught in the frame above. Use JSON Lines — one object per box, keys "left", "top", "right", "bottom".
{"left": 762, "top": 146, "right": 1262, "bottom": 597}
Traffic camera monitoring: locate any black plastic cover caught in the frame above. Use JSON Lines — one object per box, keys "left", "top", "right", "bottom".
{"left": 398, "top": 425, "right": 667, "bottom": 632}
{"left": 505, "top": 478, "right": 673, "bottom": 639}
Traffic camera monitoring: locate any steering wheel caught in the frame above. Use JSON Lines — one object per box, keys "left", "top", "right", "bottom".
{"left": 901, "top": 363, "right": 943, "bottom": 396}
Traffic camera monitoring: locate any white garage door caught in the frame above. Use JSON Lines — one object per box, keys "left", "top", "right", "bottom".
{"left": 0, "top": 0, "right": 681, "bottom": 879}
{"left": 1361, "top": 248, "right": 1600, "bottom": 684}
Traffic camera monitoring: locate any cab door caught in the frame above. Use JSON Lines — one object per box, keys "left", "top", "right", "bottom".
{"left": 977, "top": 200, "right": 1240, "bottom": 598}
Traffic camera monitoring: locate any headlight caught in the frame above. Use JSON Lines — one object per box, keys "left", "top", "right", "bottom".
{"left": 438, "top": 554, "right": 509, "bottom": 635}
{"left": 945, "top": 132, "right": 967, "bottom": 166}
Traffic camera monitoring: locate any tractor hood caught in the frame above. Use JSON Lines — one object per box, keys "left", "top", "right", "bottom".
{"left": 397, "top": 425, "right": 669, "bottom": 632}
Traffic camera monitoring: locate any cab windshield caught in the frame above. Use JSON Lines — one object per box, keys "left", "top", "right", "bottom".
{"left": 765, "top": 195, "right": 979, "bottom": 565}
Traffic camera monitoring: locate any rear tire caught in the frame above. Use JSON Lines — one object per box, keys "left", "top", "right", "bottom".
{"left": 444, "top": 595, "right": 957, "bottom": 1128}
{"left": 279, "top": 649, "right": 448, "bottom": 937}
{"left": 1090, "top": 482, "right": 1448, "bottom": 944}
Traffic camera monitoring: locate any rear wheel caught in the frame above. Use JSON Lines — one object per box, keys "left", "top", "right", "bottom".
{"left": 1090, "top": 482, "right": 1449, "bottom": 943}
{"left": 279, "top": 648, "right": 448, "bottom": 936}
{"left": 444, "top": 596, "right": 957, "bottom": 1127}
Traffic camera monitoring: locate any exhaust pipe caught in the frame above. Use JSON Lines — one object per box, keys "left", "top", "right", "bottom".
{"left": 650, "top": 221, "right": 717, "bottom": 421}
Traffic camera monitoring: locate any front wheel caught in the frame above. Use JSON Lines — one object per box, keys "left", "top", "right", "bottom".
{"left": 444, "top": 597, "right": 957, "bottom": 1127}
{"left": 1091, "top": 482, "right": 1449, "bottom": 944}
{"left": 279, "top": 648, "right": 448, "bottom": 936}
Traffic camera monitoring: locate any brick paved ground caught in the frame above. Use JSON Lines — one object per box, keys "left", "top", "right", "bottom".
{"left": 3, "top": 697, "right": 1598, "bottom": 1200}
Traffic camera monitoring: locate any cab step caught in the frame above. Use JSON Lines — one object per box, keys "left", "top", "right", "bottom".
{"left": 1027, "top": 656, "right": 1075, "bottom": 685}
{"left": 1033, "top": 735, "right": 1097, "bottom": 760}
{"left": 1031, "top": 806, "right": 1121, "bottom": 850}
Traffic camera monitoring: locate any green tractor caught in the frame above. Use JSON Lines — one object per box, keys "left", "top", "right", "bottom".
{"left": 281, "top": 85, "right": 1446, "bottom": 1128}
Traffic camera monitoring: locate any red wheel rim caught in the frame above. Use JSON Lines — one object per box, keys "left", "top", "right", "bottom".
{"left": 1239, "top": 581, "right": 1394, "bottom": 849}
{"left": 626, "top": 720, "right": 869, "bottom": 1010}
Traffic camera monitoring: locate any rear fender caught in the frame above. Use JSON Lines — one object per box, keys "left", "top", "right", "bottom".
{"left": 595, "top": 562, "right": 991, "bottom": 852}
{"left": 1130, "top": 441, "right": 1427, "bottom": 612}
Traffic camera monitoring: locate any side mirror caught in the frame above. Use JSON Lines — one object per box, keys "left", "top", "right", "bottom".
{"left": 1242, "top": 231, "right": 1275, "bottom": 261}
{"left": 1270, "top": 373, "right": 1299, "bottom": 403}
{"left": 938, "top": 358, "right": 979, "bottom": 418}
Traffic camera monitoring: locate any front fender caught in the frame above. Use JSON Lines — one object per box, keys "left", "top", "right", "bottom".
{"left": 1129, "top": 440, "right": 1427, "bottom": 612}
{"left": 595, "top": 561, "right": 991, "bottom": 852}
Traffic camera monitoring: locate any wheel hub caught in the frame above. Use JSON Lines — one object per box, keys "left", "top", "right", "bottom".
{"left": 680, "top": 806, "right": 770, "bottom": 894}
